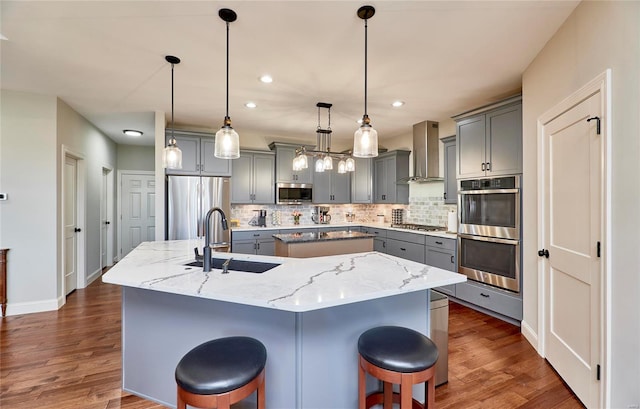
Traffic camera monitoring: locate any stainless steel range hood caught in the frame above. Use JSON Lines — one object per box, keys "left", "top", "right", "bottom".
{"left": 404, "top": 120, "right": 443, "bottom": 183}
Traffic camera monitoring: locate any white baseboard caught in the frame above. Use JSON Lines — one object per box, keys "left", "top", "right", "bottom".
{"left": 85, "top": 268, "right": 102, "bottom": 286}
{"left": 5, "top": 297, "right": 63, "bottom": 316}
{"left": 521, "top": 320, "right": 542, "bottom": 357}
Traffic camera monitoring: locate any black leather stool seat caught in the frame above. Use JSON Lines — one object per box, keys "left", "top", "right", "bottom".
{"left": 358, "top": 326, "right": 438, "bottom": 373}
{"left": 175, "top": 336, "right": 267, "bottom": 395}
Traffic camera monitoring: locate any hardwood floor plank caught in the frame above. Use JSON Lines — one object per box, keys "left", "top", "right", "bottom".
{"left": 1, "top": 277, "right": 583, "bottom": 408}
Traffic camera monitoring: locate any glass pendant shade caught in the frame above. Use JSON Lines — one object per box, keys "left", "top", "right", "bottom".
{"left": 315, "top": 158, "right": 325, "bottom": 172}
{"left": 163, "top": 143, "right": 182, "bottom": 169}
{"left": 346, "top": 157, "right": 356, "bottom": 172}
{"left": 353, "top": 123, "right": 378, "bottom": 157}
{"left": 338, "top": 160, "right": 347, "bottom": 174}
{"left": 292, "top": 156, "right": 300, "bottom": 171}
{"left": 300, "top": 154, "right": 308, "bottom": 169}
{"left": 323, "top": 155, "right": 333, "bottom": 170}
{"left": 214, "top": 124, "right": 240, "bottom": 159}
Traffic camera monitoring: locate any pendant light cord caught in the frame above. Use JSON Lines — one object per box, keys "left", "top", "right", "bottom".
{"left": 364, "top": 18, "right": 368, "bottom": 117}
{"left": 225, "top": 20, "right": 230, "bottom": 120}
{"left": 171, "top": 62, "right": 175, "bottom": 143}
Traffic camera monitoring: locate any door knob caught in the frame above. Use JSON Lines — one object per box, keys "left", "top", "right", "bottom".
{"left": 74, "top": 227, "right": 82, "bottom": 233}
{"left": 105, "top": 221, "right": 111, "bottom": 225}
{"left": 538, "top": 249, "right": 549, "bottom": 258}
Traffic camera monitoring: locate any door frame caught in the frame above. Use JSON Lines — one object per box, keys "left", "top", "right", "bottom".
{"left": 116, "top": 170, "right": 155, "bottom": 262}
{"left": 536, "top": 69, "right": 611, "bottom": 406}
{"left": 60, "top": 146, "right": 86, "bottom": 303}
{"left": 101, "top": 165, "right": 114, "bottom": 269}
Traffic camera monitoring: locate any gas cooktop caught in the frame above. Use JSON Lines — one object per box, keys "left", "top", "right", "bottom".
{"left": 390, "top": 223, "right": 446, "bottom": 232}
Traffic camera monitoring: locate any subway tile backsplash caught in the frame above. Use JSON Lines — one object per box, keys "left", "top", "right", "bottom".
{"left": 230, "top": 195, "right": 455, "bottom": 227}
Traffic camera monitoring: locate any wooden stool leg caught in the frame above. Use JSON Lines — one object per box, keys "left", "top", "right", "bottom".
{"left": 358, "top": 358, "right": 367, "bottom": 409}
{"left": 425, "top": 377, "right": 435, "bottom": 409}
{"left": 383, "top": 381, "right": 393, "bottom": 409}
{"left": 400, "top": 373, "right": 412, "bottom": 409}
{"left": 177, "top": 386, "right": 186, "bottom": 409}
{"left": 257, "top": 373, "right": 266, "bottom": 409}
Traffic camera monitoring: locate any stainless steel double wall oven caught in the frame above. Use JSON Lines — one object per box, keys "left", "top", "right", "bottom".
{"left": 457, "top": 176, "right": 521, "bottom": 292}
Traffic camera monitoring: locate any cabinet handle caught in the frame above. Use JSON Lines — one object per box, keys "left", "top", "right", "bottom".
{"left": 400, "top": 247, "right": 406, "bottom": 251}
{"left": 480, "top": 293, "right": 490, "bottom": 298}
{"left": 486, "top": 162, "right": 491, "bottom": 171}
{"left": 253, "top": 233, "right": 260, "bottom": 237}
{"left": 257, "top": 243, "right": 260, "bottom": 250}
{"left": 382, "top": 242, "right": 386, "bottom": 248}
{"left": 451, "top": 255, "right": 454, "bottom": 263}
{"left": 444, "top": 192, "right": 446, "bottom": 200}
{"left": 481, "top": 163, "right": 486, "bottom": 171}
{"left": 435, "top": 241, "right": 443, "bottom": 245}
{"left": 253, "top": 243, "right": 257, "bottom": 250}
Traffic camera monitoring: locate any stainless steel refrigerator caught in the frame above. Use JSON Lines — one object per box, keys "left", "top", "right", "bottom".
{"left": 166, "top": 176, "right": 231, "bottom": 249}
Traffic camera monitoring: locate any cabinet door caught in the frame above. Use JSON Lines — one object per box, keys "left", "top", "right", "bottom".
{"left": 312, "top": 171, "right": 332, "bottom": 203}
{"left": 231, "top": 240, "right": 257, "bottom": 254}
{"left": 443, "top": 138, "right": 457, "bottom": 204}
{"left": 252, "top": 154, "right": 275, "bottom": 204}
{"left": 373, "top": 157, "right": 387, "bottom": 203}
{"left": 256, "top": 239, "right": 275, "bottom": 256}
{"left": 485, "top": 104, "right": 522, "bottom": 176}
{"left": 201, "top": 139, "right": 232, "bottom": 176}
{"left": 426, "top": 247, "right": 456, "bottom": 272}
{"left": 373, "top": 238, "right": 386, "bottom": 253}
{"left": 456, "top": 114, "right": 486, "bottom": 179}
{"left": 167, "top": 134, "right": 200, "bottom": 175}
{"left": 331, "top": 172, "right": 351, "bottom": 203}
{"left": 386, "top": 238, "right": 425, "bottom": 263}
{"left": 275, "top": 145, "right": 296, "bottom": 183}
{"left": 231, "top": 154, "right": 254, "bottom": 204}
{"left": 351, "top": 157, "right": 372, "bottom": 203}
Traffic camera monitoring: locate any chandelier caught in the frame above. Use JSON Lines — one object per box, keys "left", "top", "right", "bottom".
{"left": 293, "top": 103, "right": 355, "bottom": 174}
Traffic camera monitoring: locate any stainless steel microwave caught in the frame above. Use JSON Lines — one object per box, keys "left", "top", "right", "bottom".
{"left": 276, "top": 183, "right": 313, "bottom": 204}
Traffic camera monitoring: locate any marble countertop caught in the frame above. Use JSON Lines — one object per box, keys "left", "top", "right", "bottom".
{"left": 102, "top": 240, "right": 465, "bottom": 312}
{"left": 273, "top": 230, "right": 375, "bottom": 243}
{"left": 232, "top": 222, "right": 458, "bottom": 239}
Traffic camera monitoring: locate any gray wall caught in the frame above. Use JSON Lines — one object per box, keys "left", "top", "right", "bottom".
{"left": 117, "top": 144, "right": 155, "bottom": 171}
{"left": 522, "top": 1, "right": 639, "bottom": 406}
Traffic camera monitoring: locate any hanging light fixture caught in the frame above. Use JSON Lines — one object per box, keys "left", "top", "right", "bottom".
{"left": 214, "top": 8, "right": 240, "bottom": 159}
{"left": 353, "top": 5, "right": 378, "bottom": 158}
{"left": 162, "top": 55, "right": 182, "bottom": 169}
{"left": 293, "top": 102, "right": 356, "bottom": 173}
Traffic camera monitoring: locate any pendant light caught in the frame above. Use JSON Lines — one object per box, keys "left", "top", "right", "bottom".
{"left": 353, "top": 5, "right": 378, "bottom": 158}
{"left": 214, "top": 8, "right": 240, "bottom": 159}
{"left": 162, "top": 55, "right": 182, "bottom": 169}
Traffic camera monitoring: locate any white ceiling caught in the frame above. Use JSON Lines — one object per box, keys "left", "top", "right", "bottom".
{"left": 0, "top": 1, "right": 579, "bottom": 148}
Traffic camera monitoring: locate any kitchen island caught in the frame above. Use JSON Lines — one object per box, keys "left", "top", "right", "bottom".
{"left": 273, "top": 230, "right": 374, "bottom": 257}
{"left": 102, "top": 240, "right": 465, "bottom": 408}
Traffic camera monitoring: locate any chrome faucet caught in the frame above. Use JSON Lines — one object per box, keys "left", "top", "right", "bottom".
{"left": 221, "top": 258, "right": 233, "bottom": 274}
{"left": 203, "top": 207, "right": 229, "bottom": 272}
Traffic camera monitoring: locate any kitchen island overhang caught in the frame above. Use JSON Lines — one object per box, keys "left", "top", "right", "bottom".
{"left": 102, "top": 240, "right": 465, "bottom": 408}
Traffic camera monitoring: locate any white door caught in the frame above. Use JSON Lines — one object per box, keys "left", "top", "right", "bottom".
{"left": 121, "top": 174, "right": 156, "bottom": 258}
{"left": 101, "top": 169, "right": 109, "bottom": 269}
{"left": 64, "top": 156, "right": 78, "bottom": 295}
{"left": 541, "top": 91, "right": 602, "bottom": 407}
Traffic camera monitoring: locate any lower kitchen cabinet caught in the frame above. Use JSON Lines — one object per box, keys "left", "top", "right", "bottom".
{"left": 385, "top": 230, "right": 426, "bottom": 263}
{"left": 231, "top": 229, "right": 279, "bottom": 255}
{"left": 361, "top": 226, "right": 387, "bottom": 252}
{"left": 425, "top": 236, "right": 457, "bottom": 297}
{"left": 455, "top": 280, "right": 523, "bottom": 321}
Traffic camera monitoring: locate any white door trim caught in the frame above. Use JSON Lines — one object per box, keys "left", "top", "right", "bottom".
{"left": 60, "top": 145, "right": 86, "bottom": 303}
{"left": 536, "top": 69, "right": 611, "bottom": 407}
{"left": 117, "top": 169, "right": 156, "bottom": 262}
{"left": 101, "top": 165, "right": 115, "bottom": 269}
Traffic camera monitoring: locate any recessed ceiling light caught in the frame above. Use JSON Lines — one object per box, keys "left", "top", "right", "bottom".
{"left": 123, "top": 129, "right": 143, "bottom": 137}
{"left": 245, "top": 102, "right": 257, "bottom": 108}
{"left": 391, "top": 100, "right": 405, "bottom": 107}
{"left": 259, "top": 75, "right": 273, "bottom": 84}
{"left": 0, "top": 34, "right": 8, "bottom": 41}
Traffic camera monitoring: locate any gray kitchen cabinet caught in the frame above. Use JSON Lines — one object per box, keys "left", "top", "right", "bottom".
{"left": 454, "top": 96, "right": 522, "bottom": 179}
{"left": 373, "top": 150, "right": 410, "bottom": 204}
{"left": 425, "top": 236, "right": 457, "bottom": 297}
{"left": 385, "top": 230, "right": 426, "bottom": 263}
{"left": 441, "top": 136, "right": 457, "bottom": 205}
{"left": 312, "top": 170, "right": 351, "bottom": 204}
{"left": 165, "top": 130, "right": 232, "bottom": 177}
{"left": 269, "top": 142, "right": 313, "bottom": 184}
{"left": 231, "top": 150, "right": 275, "bottom": 204}
{"left": 455, "top": 280, "right": 523, "bottom": 321}
{"left": 351, "top": 157, "right": 373, "bottom": 204}
{"left": 231, "top": 229, "right": 279, "bottom": 255}
{"left": 361, "top": 226, "right": 387, "bottom": 253}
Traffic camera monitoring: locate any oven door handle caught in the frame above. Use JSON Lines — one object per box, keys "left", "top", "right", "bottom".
{"left": 458, "top": 233, "right": 519, "bottom": 246}
{"left": 458, "top": 188, "right": 520, "bottom": 195}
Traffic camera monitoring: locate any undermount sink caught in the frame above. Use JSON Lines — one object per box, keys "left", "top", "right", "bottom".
{"left": 185, "top": 258, "right": 280, "bottom": 274}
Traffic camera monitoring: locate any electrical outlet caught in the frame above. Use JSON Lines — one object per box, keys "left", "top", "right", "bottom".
{"left": 0, "top": 193, "right": 7, "bottom": 201}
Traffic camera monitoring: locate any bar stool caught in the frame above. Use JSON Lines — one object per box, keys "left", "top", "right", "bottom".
{"left": 175, "top": 336, "right": 267, "bottom": 409}
{"left": 358, "top": 326, "right": 438, "bottom": 409}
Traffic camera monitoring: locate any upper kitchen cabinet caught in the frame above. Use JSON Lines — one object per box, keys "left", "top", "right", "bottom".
{"left": 269, "top": 142, "right": 313, "bottom": 184}
{"left": 312, "top": 169, "right": 351, "bottom": 204}
{"left": 351, "top": 157, "right": 373, "bottom": 204}
{"left": 231, "top": 150, "right": 275, "bottom": 204}
{"left": 441, "top": 136, "right": 457, "bottom": 205}
{"left": 165, "top": 130, "right": 232, "bottom": 177}
{"left": 373, "top": 150, "right": 410, "bottom": 204}
{"left": 454, "top": 95, "right": 522, "bottom": 179}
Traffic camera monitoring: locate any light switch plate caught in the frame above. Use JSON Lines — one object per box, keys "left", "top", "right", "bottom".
{"left": 0, "top": 193, "right": 7, "bottom": 200}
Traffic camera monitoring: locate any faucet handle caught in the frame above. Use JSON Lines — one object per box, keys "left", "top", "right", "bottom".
{"left": 194, "top": 247, "right": 203, "bottom": 260}
{"left": 222, "top": 258, "right": 233, "bottom": 274}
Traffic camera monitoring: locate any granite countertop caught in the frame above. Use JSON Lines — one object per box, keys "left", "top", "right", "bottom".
{"left": 273, "top": 230, "right": 375, "bottom": 243}
{"left": 102, "top": 239, "right": 465, "bottom": 312}
{"left": 231, "top": 222, "right": 458, "bottom": 239}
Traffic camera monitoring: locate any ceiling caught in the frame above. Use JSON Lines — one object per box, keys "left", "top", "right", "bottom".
{"left": 0, "top": 1, "right": 580, "bottom": 148}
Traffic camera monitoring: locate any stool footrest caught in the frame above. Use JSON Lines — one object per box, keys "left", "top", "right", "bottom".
{"left": 365, "top": 391, "right": 423, "bottom": 409}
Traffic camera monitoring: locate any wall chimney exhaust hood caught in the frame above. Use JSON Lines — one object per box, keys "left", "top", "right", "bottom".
{"left": 403, "top": 120, "right": 443, "bottom": 183}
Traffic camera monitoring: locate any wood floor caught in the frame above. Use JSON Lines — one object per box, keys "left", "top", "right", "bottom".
{"left": 0, "top": 278, "right": 583, "bottom": 408}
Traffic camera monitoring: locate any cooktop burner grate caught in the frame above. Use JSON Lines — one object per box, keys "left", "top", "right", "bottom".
{"left": 390, "top": 223, "right": 446, "bottom": 232}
